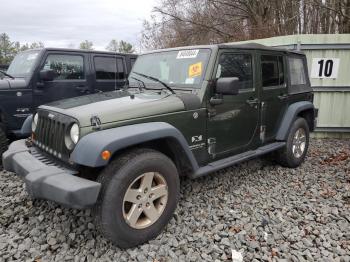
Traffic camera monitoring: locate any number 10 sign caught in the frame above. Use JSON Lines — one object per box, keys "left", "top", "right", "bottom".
{"left": 310, "top": 58, "right": 340, "bottom": 79}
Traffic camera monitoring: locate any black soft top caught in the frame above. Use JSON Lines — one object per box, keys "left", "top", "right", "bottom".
{"left": 219, "top": 43, "right": 304, "bottom": 55}
{"left": 20, "top": 47, "right": 138, "bottom": 57}
{"left": 142, "top": 43, "right": 304, "bottom": 56}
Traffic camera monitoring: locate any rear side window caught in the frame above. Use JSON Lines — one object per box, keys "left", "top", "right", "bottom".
{"left": 117, "top": 58, "right": 125, "bottom": 79}
{"left": 261, "top": 55, "right": 284, "bottom": 87}
{"left": 42, "top": 54, "right": 84, "bottom": 80}
{"left": 289, "top": 57, "right": 306, "bottom": 86}
{"left": 216, "top": 53, "right": 253, "bottom": 90}
{"left": 94, "top": 56, "right": 126, "bottom": 80}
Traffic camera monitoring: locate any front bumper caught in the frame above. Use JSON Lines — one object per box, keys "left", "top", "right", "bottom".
{"left": 2, "top": 140, "right": 101, "bottom": 209}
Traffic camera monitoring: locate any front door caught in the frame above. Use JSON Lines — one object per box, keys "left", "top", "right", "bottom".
{"left": 33, "top": 52, "right": 90, "bottom": 107}
{"left": 207, "top": 51, "right": 260, "bottom": 159}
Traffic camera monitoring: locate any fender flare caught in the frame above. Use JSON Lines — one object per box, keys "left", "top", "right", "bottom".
{"left": 70, "top": 122, "right": 200, "bottom": 170}
{"left": 276, "top": 101, "right": 315, "bottom": 141}
{"left": 20, "top": 114, "right": 33, "bottom": 137}
{"left": 0, "top": 108, "right": 7, "bottom": 132}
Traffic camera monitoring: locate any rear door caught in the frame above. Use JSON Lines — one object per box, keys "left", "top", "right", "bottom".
{"left": 259, "top": 52, "right": 288, "bottom": 142}
{"left": 92, "top": 55, "right": 127, "bottom": 92}
{"left": 33, "top": 51, "right": 89, "bottom": 107}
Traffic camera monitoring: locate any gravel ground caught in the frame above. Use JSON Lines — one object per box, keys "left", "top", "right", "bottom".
{"left": 1, "top": 138, "right": 350, "bottom": 262}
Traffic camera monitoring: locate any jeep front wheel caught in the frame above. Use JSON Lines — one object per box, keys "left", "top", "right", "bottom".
{"left": 94, "top": 148, "right": 180, "bottom": 248}
{"left": 276, "top": 117, "right": 309, "bottom": 168}
{"left": 0, "top": 126, "right": 8, "bottom": 168}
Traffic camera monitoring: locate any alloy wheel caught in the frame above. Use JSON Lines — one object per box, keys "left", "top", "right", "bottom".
{"left": 292, "top": 128, "right": 306, "bottom": 158}
{"left": 123, "top": 172, "right": 168, "bottom": 229}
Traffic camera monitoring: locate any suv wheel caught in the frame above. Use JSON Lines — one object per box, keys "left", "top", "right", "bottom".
{"left": 0, "top": 126, "right": 8, "bottom": 168}
{"left": 276, "top": 117, "right": 309, "bottom": 168}
{"left": 94, "top": 148, "right": 180, "bottom": 248}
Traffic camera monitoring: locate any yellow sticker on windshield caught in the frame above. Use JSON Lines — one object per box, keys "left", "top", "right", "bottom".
{"left": 188, "top": 62, "right": 202, "bottom": 78}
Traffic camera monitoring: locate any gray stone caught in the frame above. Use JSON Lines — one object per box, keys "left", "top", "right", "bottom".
{"left": 0, "top": 138, "right": 349, "bottom": 261}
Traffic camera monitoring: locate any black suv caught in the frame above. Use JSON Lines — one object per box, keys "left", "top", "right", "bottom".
{"left": 0, "top": 48, "right": 137, "bottom": 163}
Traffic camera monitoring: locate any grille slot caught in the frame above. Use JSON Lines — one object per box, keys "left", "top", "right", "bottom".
{"left": 30, "top": 147, "right": 77, "bottom": 175}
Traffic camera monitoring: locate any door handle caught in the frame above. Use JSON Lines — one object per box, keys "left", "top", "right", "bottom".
{"left": 278, "top": 94, "right": 288, "bottom": 100}
{"left": 75, "top": 86, "right": 89, "bottom": 93}
{"left": 246, "top": 98, "right": 259, "bottom": 106}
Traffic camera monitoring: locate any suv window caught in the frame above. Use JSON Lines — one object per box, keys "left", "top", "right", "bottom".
{"left": 42, "top": 54, "right": 84, "bottom": 80}
{"left": 216, "top": 53, "right": 253, "bottom": 90}
{"left": 130, "top": 58, "right": 136, "bottom": 68}
{"left": 261, "top": 55, "right": 284, "bottom": 87}
{"left": 117, "top": 58, "right": 125, "bottom": 79}
{"left": 95, "top": 56, "right": 117, "bottom": 80}
{"left": 289, "top": 57, "right": 306, "bottom": 86}
{"left": 94, "top": 57, "right": 125, "bottom": 80}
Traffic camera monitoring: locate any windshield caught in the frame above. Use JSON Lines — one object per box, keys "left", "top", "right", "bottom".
{"left": 129, "top": 49, "right": 211, "bottom": 89}
{"left": 7, "top": 50, "right": 40, "bottom": 77}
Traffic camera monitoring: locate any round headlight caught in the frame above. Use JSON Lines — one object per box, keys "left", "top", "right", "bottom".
{"left": 32, "top": 113, "right": 38, "bottom": 132}
{"left": 70, "top": 123, "right": 80, "bottom": 144}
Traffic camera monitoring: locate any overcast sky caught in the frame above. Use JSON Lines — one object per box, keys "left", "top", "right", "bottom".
{"left": 0, "top": 0, "right": 158, "bottom": 51}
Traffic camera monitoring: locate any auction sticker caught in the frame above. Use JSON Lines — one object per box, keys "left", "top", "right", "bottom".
{"left": 177, "top": 49, "right": 199, "bottom": 59}
{"left": 188, "top": 62, "right": 202, "bottom": 78}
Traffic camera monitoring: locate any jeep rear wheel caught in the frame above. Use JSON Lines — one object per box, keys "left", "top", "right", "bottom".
{"left": 94, "top": 148, "right": 179, "bottom": 248}
{"left": 0, "top": 126, "right": 8, "bottom": 168}
{"left": 276, "top": 117, "right": 309, "bottom": 168}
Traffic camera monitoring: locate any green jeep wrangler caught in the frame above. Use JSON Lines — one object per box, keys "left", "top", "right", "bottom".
{"left": 3, "top": 44, "right": 317, "bottom": 248}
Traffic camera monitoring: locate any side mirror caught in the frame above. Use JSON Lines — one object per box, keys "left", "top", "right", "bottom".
{"left": 216, "top": 77, "right": 239, "bottom": 95}
{"left": 39, "top": 69, "right": 56, "bottom": 82}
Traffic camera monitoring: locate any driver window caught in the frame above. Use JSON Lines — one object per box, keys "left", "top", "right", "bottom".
{"left": 42, "top": 54, "right": 84, "bottom": 80}
{"left": 216, "top": 53, "right": 253, "bottom": 90}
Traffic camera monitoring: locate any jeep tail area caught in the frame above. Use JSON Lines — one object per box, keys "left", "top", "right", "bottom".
{"left": 0, "top": 48, "right": 137, "bottom": 166}
{"left": 3, "top": 43, "right": 317, "bottom": 248}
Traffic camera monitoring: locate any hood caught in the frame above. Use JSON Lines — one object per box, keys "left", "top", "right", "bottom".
{"left": 41, "top": 90, "right": 187, "bottom": 127}
{"left": 0, "top": 79, "right": 10, "bottom": 89}
{"left": 0, "top": 78, "right": 27, "bottom": 89}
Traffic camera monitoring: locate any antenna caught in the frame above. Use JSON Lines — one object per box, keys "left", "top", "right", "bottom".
{"left": 114, "top": 49, "right": 117, "bottom": 91}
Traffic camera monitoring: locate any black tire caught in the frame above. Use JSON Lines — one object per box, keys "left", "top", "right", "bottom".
{"left": 276, "top": 117, "right": 310, "bottom": 168}
{"left": 0, "top": 126, "right": 8, "bottom": 168}
{"left": 93, "top": 148, "right": 180, "bottom": 248}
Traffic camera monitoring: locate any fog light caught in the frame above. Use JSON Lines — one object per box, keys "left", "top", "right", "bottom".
{"left": 101, "top": 150, "right": 111, "bottom": 161}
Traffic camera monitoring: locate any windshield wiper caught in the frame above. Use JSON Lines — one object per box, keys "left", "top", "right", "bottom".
{"left": 133, "top": 72, "right": 176, "bottom": 94}
{"left": 130, "top": 76, "right": 147, "bottom": 92}
{"left": 0, "top": 70, "right": 14, "bottom": 79}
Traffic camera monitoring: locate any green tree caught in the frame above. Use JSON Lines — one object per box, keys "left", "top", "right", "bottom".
{"left": 0, "top": 33, "right": 16, "bottom": 64}
{"left": 79, "top": 40, "right": 94, "bottom": 50}
{"left": 106, "top": 39, "right": 119, "bottom": 52}
{"left": 118, "top": 40, "right": 134, "bottom": 53}
{"left": 30, "top": 42, "right": 44, "bottom": 49}
{"left": 0, "top": 33, "right": 45, "bottom": 64}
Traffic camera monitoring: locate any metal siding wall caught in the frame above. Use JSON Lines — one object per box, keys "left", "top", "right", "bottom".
{"left": 305, "top": 49, "right": 350, "bottom": 87}
{"left": 314, "top": 92, "right": 350, "bottom": 128}
{"left": 304, "top": 49, "right": 350, "bottom": 130}
{"left": 234, "top": 35, "right": 350, "bottom": 133}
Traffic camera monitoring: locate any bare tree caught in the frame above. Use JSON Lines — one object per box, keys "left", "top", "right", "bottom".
{"left": 106, "top": 39, "right": 119, "bottom": 52}
{"left": 141, "top": 0, "right": 350, "bottom": 50}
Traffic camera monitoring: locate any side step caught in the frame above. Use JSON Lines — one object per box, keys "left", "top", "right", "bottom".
{"left": 190, "top": 142, "right": 285, "bottom": 179}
